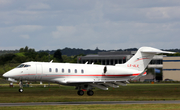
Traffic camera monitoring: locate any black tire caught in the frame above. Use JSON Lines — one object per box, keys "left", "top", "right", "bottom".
{"left": 77, "top": 90, "right": 84, "bottom": 96}
{"left": 87, "top": 90, "right": 94, "bottom": 96}
{"left": 19, "top": 88, "right": 23, "bottom": 93}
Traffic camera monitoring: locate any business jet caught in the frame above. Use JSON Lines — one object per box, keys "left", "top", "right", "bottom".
{"left": 3, "top": 47, "right": 174, "bottom": 96}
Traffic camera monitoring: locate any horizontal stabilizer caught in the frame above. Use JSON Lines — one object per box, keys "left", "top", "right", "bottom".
{"left": 140, "top": 47, "right": 175, "bottom": 54}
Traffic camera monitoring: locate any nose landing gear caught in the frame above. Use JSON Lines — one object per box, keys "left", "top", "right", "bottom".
{"left": 19, "top": 80, "right": 23, "bottom": 93}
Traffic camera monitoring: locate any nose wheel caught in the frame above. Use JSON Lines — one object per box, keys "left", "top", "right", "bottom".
{"left": 19, "top": 88, "right": 23, "bottom": 93}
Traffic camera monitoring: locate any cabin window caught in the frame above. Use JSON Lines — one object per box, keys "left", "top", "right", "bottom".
{"left": 62, "top": 68, "right": 64, "bottom": 73}
{"left": 81, "top": 69, "right": 84, "bottom": 74}
{"left": 56, "top": 68, "right": 58, "bottom": 73}
{"left": 49, "top": 68, "right": 52, "bottom": 72}
{"left": 68, "top": 69, "right": 71, "bottom": 73}
{"left": 75, "top": 69, "right": 77, "bottom": 73}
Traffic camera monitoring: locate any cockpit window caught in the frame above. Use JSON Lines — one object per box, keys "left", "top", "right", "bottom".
{"left": 16, "top": 64, "right": 31, "bottom": 68}
{"left": 24, "top": 65, "right": 31, "bottom": 67}
{"left": 16, "top": 64, "right": 25, "bottom": 68}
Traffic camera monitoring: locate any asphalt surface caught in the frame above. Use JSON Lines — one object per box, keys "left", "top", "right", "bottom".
{"left": 1, "top": 101, "right": 180, "bottom": 106}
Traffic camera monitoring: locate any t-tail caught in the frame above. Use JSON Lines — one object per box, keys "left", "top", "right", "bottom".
{"left": 116, "top": 47, "right": 174, "bottom": 72}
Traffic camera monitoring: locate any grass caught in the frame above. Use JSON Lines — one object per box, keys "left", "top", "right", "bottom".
{"left": 1, "top": 104, "right": 180, "bottom": 110}
{"left": 0, "top": 83, "right": 180, "bottom": 103}
{"left": 1, "top": 83, "right": 180, "bottom": 110}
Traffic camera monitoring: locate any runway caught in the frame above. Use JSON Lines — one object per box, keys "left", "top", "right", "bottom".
{"left": 1, "top": 101, "right": 180, "bottom": 106}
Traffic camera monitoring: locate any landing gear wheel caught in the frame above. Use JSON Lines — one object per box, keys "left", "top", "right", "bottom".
{"left": 77, "top": 90, "right": 84, "bottom": 96}
{"left": 87, "top": 90, "right": 94, "bottom": 96}
{"left": 19, "top": 88, "right": 23, "bottom": 93}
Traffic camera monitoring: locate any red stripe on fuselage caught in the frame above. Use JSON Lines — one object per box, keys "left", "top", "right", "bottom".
{"left": 15, "top": 74, "right": 36, "bottom": 76}
{"left": 14, "top": 73, "right": 142, "bottom": 77}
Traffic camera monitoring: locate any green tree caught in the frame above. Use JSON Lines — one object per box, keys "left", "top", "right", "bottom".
{"left": 19, "top": 48, "right": 24, "bottom": 53}
{"left": 0, "top": 53, "right": 16, "bottom": 65}
{"left": 54, "top": 49, "right": 63, "bottom": 62}
{"left": 28, "top": 48, "right": 35, "bottom": 53}
{"left": 24, "top": 46, "right": 29, "bottom": 52}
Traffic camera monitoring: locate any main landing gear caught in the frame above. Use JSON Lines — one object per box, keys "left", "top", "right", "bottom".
{"left": 77, "top": 90, "right": 94, "bottom": 96}
{"left": 87, "top": 90, "right": 94, "bottom": 96}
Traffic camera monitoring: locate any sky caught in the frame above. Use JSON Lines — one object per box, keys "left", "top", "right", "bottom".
{"left": 1, "top": 0, "right": 180, "bottom": 51}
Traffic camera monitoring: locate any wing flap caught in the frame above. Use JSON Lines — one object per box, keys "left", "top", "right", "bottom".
{"left": 66, "top": 79, "right": 128, "bottom": 84}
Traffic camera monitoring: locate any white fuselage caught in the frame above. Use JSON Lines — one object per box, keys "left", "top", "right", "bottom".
{"left": 4, "top": 62, "right": 140, "bottom": 85}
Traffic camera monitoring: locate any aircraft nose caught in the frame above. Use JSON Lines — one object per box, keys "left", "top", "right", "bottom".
{"left": 3, "top": 73, "right": 9, "bottom": 77}
{"left": 3, "top": 72, "right": 10, "bottom": 78}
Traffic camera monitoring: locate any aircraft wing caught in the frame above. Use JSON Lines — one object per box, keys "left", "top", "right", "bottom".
{"left": 51, "top": 78, "right": 128, "bottom": 83}
{"left": 66, "top": 80, "right": 128, "bottom": 83}
{"left": 51, "top": 78, "right": 129, "bottom": 90}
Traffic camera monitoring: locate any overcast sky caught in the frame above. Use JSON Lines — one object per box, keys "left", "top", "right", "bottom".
{"left": 0, "top": 0, "right": 180, "bottom": 50}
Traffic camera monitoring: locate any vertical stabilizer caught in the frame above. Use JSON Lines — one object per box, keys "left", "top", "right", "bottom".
{"left": 116, "top": 47, "right": 174, "bottom": 72}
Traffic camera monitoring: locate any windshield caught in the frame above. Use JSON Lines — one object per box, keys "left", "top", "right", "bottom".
{"left": 16, "top": 64, "right": 25, "bottom": 68}
{"left": 24, "top": 65, "right": 31, "bottom": 67}
{"left": 16, "top": 64, "right": 31, "bottom": 68}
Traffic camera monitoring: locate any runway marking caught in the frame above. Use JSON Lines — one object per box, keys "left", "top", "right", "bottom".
{"left": 1, "top": 101, "right": 180, "bottom": 106}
